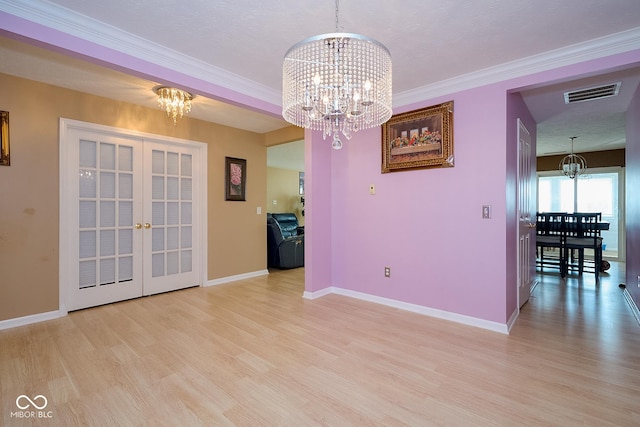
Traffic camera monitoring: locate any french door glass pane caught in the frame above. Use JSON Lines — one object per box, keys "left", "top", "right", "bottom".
{"left": 79, "top": 139, "right": 137, "bottom": 292}
{"left": 150, "top": 148, "right": 194, "bottom": 279}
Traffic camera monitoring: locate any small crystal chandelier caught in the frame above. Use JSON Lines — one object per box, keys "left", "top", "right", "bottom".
{"left": 559, "top": 136, "right": 587, "bottom": 179}
{"left": 282, "top": 0, "right": 392, "bottom": 150}
{"left": 153, "top": 86, "right": 193, "bottom": 124}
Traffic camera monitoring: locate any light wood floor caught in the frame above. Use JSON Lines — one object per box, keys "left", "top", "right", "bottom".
{"left": 2, "top": 264, "right": 639, "bottom": 426}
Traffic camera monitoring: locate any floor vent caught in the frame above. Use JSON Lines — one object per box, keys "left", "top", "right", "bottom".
{"left": 564, "top": 82, "right": 621, "bottom": 104}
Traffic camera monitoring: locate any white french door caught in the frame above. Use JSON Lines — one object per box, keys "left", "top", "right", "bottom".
{"left": 60, "top": 119, "right": 207, "bottom": 312}
{"left": 143, "top": 141, "right": 199, "bottom": 295}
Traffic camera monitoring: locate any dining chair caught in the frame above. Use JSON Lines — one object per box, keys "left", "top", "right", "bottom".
{"left": 563, "top": 212, "right": 603, "bottom": 281}
{"left": 536, "top": 212, "right": 566, "bottom": 274}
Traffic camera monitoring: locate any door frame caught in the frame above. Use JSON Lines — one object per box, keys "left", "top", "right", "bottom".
{"left": 59, "top": 118, "right": 208, "bottom": 314}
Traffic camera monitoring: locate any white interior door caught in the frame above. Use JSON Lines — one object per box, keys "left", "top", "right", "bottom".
{"left": 60, "top": 120, "right": 206, "bottom": 312}
{"left": 517, "top": 119, "right": 535, "bottom": 308}
{"left": 66, "top": 128, "right": 144, "bottom": 310}
{"left": 143, "top": 141, "right": 200, "bottom": 295}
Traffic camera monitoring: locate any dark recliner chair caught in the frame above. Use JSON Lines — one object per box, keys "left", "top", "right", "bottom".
{"left": 267, "top": 213, "right": 304, "bottom": 269}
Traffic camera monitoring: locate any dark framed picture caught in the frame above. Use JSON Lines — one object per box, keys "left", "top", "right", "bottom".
{"left": 382, "top": 101, "right": 454, "bottom": 173}
{"left": 1, "top": 111, "right": 9, "bottom": 166}
{"left": 225, "top": 157, "right": 246, "bottom": 201}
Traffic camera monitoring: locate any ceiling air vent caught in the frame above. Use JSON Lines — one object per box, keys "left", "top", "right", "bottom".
{"left": 564, "top": 82, "right": 621, "bottom": 104}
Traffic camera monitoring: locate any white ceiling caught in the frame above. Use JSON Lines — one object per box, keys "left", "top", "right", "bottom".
{"left": 1, "top": 0, "right": 640, "bottom": 157}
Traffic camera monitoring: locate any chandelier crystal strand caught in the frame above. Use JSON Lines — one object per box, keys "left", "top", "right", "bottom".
{"left": 282, "top": 1, "right": 392, "bottom": 150}
{"left": 154, "top": 86, "right": 193, "bottom": 124}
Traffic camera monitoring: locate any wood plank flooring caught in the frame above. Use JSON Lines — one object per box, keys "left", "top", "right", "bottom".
{"left": 1, "top": 264, "right": 639, "bottom": 426}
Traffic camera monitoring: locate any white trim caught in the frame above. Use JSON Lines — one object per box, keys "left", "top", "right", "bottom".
{"left": 393, "top": 27, "right": 640, "bottom": 107}
{"left": 622, "top": 288, "right": 640, "bottom": 326}
{"left": 59, "top": 118, "right": 208, "bottom": 310}
{"left": 304, "top": 286, "right": 510, "bottom": 334}
{"left": 0, "top": 0, "right": 280, "bottom": 106}
{"left": 2, "top": 1, "right": 639, "bottom": 109}
{"left": 302, "top": 287, "right": 333, "bottom": 300}
{"left": 505, "top": 308, "right": 519, "bottom": 333}
{"left": 0, "top": 311, "right": 63, "bottom": 331}
{"left": 205, "top": 270, "right": 269, "bottom": 287}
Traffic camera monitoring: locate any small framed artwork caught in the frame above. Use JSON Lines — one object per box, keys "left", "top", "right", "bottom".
{"left": 299, "top": 171, "right": 305, "bottom": 195}
{"left": 0, "top": 111, "right": 9, "bottom": 166}
{"left": 382, "top": 101, "right": 454, "bottom": 173}
{"left": 225, "top": 157, "right": 246, "bottom": 201}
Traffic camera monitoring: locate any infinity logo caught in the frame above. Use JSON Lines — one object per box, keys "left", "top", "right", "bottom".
{"left": 16, "top": 395, "right": 48, "bottom": 410}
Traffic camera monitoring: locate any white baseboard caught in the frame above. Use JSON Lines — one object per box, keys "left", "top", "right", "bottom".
{"left": 622, "top": 288, "right": 640, "bottom": 326}
{"left": 0, "top": 310, "right": 64, "bottom": 331}
{"left": 302, "top": 287, "right": 333, "bottom": 299}
{"left": 205, "top": 269, "right": 269, "bottom": 287}
{"left": 506, "top": 308, "right": 519, "bottom": 333}
{"left": 303, "top": 286, "right": 510, "bottom": 334}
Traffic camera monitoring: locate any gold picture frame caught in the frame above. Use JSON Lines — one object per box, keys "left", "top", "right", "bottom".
{"left": 0, "top": 111, "right": 9, "bottom": 166}
{"left": 382, "top": 101, "right": 453, "bottom": 173}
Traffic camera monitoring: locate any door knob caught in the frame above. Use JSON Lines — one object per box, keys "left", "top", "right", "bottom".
{"left": 144, "top": 223, "right": 151, "bottom": 229}
{"left": 135, "top": 223, "right": 142, "bottom": 230}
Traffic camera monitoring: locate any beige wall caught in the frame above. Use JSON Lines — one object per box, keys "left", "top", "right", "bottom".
{"left": 266, "top": 167, "right": 304, "bottom": 226}
{"left": 0, "top": 73, "right": 267, "bottom": 322}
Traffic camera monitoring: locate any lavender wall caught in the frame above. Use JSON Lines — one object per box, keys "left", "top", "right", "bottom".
{"left": 3, "top": 8, "right": 639, "bottom": 327}
{"left": 328, "top": 87, "right": 510, "bottom": 324}
{"left": 626, "top": 84, "right": 640, "bottom": 306}
{"left": 506, "top": 92, "right": 537, "bottom": 319}
{"left": 306, "top": 49, "right": 640, "bottom": 329}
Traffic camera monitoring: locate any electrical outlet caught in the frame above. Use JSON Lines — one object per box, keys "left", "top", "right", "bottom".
{"left": 637, "top": 275, "right": 640, "bottom": 287}
{"left": 384, "top": 266, "right": 391, "bottom": 278}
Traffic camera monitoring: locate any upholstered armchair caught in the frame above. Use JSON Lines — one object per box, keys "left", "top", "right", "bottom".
{"left": 266, "top": 213, "right": 304, "bottom": 269}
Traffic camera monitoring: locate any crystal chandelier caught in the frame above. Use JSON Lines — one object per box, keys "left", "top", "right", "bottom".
{"left": 153, "top": 86, "right": 193, "bottom": 124}
{"left": 559, "top": 136, "right": 587, "bottom": 179}
{"left": 282, "top": 0, "right": 392, "bottom": 150}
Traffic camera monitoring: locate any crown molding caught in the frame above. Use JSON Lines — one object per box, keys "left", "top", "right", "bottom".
{"left": 0, "top": 0, "right": 282, "bottom": 105}
{"left": 393, "top": 27, "right": 640, "bottom": 108}
{"left": 3, "top": 1, "right": 640, "bottom": 110}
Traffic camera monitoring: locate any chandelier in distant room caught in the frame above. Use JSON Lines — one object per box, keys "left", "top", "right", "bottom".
{"left": 282, "top": 0, "right": 392, "bottom": 150}
{"left": 559, "top": 136, "right": 587, "bottom": 179}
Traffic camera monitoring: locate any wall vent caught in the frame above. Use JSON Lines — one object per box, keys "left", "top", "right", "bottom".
{"left": 564, "top": 82, "right": 621, "bottom": 104}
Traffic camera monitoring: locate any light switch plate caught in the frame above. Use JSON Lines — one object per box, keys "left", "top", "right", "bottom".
{"left": 482, "top": 205, "right": 491, "bottom": 219}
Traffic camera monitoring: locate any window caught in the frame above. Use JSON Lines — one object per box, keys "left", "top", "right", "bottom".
{"left": 537, "top": 168, "right": 624, "bottom": 260}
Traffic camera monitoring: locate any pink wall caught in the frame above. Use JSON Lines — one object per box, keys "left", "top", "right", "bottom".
{"left": 626, "top": 84, "right": 640, "bottom": 306}
{"left": 506, "top": 93, "right": 537, "bottom": 319}
{"left": 304, "top": 129, "right": 333, "bottom": 293}
{"left": 3, "top": 8, "right": 640, "bottom": 327}
{"left": 323, "top": 87, "right": 511, "bottom": 324}
{"left": 306, "top": 49, "right": 640, "bottom": 328}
